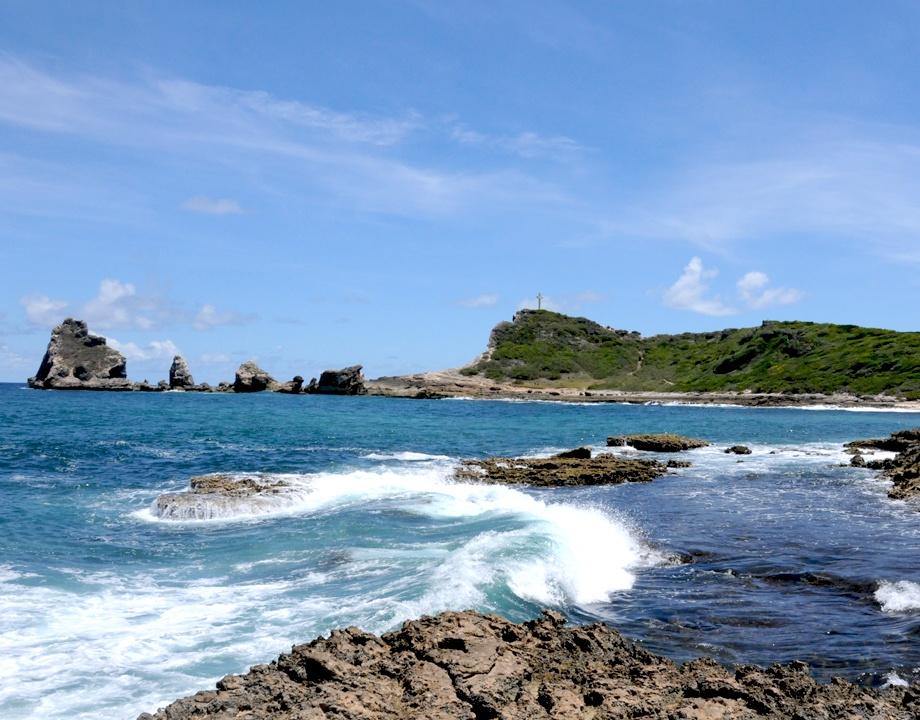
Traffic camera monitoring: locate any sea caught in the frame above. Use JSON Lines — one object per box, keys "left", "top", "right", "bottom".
{"left": 2, "top": 383, "right": 920, "bottom": 719}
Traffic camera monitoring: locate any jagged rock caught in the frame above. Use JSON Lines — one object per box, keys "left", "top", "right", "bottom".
{"left": 233, "top": 361, "right": 276, "bottom": 392}
{"left": 607, "top": 433, "right": 710, "bottom": 452}
{"left": 454, "top": 452, "right": 670, "bottom": 487}
{"left": 169, "top": 355, "right": 195, "bottom": 389}
{"left": 136, "top": 609, "right": 916, "bottom": 720}
{"left": 847, "top": 428, "right": 920, "bottom": 500}
{"left": 274, "top": 376, "right": 304, "bottom": 394}
{"left": 27, "top": 318, "right": 132, "bottom": 390}
{"left": 726, "top": 445, "right": 752, "bottom": 455}
{"left": 311, "top": 365, "right": 366, "bottom": 395}
{"left": 133, "top": 381, "right": 162, "bottom": 392}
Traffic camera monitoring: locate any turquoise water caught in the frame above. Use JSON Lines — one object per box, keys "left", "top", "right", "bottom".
{"left": 2, "top": 384, "right": 920, "bottom": 718}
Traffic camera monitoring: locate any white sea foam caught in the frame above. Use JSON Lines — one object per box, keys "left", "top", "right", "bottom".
{"left": 3, "top": 466, "right": 656, "bottom": 719}
{"left": 883, "top": 671, "right": 910, "bottom": 688}
{"left": 364, "top": 451, "right": 452, "bottom": 461}
{"left": 875, "top": 580, "right": 920, "bottom": 612}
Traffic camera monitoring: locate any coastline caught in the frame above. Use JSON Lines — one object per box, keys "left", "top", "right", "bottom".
{"left": 366, "top": 368, "right": 920, "bottom": 411}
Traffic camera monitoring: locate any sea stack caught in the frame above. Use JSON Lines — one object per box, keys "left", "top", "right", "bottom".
{"left": 169, "top": 355, "right": 195, "bottom": 389}
{"left": 309, "top": 365, "right": 367, "bottom": 395}
{"left": 233, "top": 361, "right": 276, "bottom": 392}
{"left": 27, "top": 318, "right": 132, "bottom": 390}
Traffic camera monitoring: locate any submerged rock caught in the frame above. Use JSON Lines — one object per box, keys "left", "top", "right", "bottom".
{"left": 28, "top": 318, "right": 132, "bottom": 390}
{"left": 169, "top": 355, "right": 195, "bottom": 389}
{"left": 153, "top": 474, "right": 297, "bottom": 520}
{"left": 454, "top": 452, "right": 670, "bottom": 487}
{"left": 233, "top": 361, "right": 276, "bottom": 392}
{"left": 136, "top": 609, "right": 916, "bottom": 720}
{"left": 726, "top": 445, "right": 753, "bottom": 455}
{"left": 607, "top": 433, "right": 710, "bottom": 452}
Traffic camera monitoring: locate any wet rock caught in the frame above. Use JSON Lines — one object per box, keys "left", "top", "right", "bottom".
{"left": 454, "top": 453, "right": 669, "bottom": 487}
{"left": 137, "top": 609, "right": 916, "bottom": 720}
{"left": 233, "top": 361, "right": 276, "bottom": 392}
{"left": 27, "top": 318, "right": 132, "bottom": 390}
{"left": 554, "top": 446, "right": 592, "bottom": 459}
{"left": 850, "top": 452, "right": 867, "bottom": 467}
{"left": 310, "top": 365, "right": 367, "bottom": 395}
{"left": 153, "top": 474, "right": 295, "bottom": 520}
{"left": 607, "top": 433, "right": 710, "bottom": 452}
{"left": 847, "top": 428, "right": 920, "bottom": 500}
{"left": 726, "top": 445, "right": 752, "bottom": 455}
{"left": 169, "top": 355, "right": 195, "bottom": 389}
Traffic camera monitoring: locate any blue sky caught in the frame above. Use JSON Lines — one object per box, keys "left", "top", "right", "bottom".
{"left": 3, "top": 1, "right": 920, "bottom": 384}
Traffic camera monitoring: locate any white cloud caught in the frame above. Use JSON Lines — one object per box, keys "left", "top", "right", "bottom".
{"left": 181, "top": 196, "right": 243, "bottom": 215}
{"left": 107, "top": 338, "right": 181, "bottom": 362}
{"left": 737, "top": 271, "right": 803, "bottom": 310}
{"left": 0, "top": 344, "right": 31, "bottom": 371}
{"left": 81, "top": 279, "right": 164, "bottom": 330}
{"left": 662, "top": 259, "right": 803, "bottom": 316}
{"left": 662, "top": 257, "right": 737, "bottom": 316}
{"left": 457, "top": 294, "right": 499, "bottom": 308}
{"left": 20, "top": 293, "right": 69, "bottom": 327}
{"left": 194, "top": 303, "right": 252, "bottom": 331}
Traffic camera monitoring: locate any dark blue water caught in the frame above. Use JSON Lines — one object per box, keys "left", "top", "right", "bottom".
{"left": 1, "top": 384, "right": 919, "bottom": 718}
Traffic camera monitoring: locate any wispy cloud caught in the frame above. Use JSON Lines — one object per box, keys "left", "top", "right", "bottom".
{"left": 193, "top": 303, "right": 254, "bottom": 330}
{"left": 605, "top": 133, "right": 920, "bottom": 260}
{"left": 662, "top": 257, "right": 802, "bottom": 316}
{"left": 457, "top": 293, "right": 500, "bottom": 308}
{"left": 451, "top": 125, "right": 583, "bottom": 161}
{"left": 181, "top": 196, "right": 243, "bottom": 215}
{"left": 0, "top": 57, "right": 570, "bottom": 221}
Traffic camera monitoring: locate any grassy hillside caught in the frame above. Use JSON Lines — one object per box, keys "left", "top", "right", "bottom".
{"left": 462, "top": 310, "right": 920, "bottom": 398}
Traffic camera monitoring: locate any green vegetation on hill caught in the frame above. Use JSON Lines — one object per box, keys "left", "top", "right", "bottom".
{"left": 462, "top": 310, "right": 920, "bottom": 398}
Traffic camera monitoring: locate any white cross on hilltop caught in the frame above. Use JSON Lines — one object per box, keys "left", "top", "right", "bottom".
{"left": 537, "top": 293, "right": 543, "bottom": 310}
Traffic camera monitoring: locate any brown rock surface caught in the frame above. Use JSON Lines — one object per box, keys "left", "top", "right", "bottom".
{"left": 607, "top": 433, "right": 710, "bottom": 453}
{"left": 453, "top": 453, "right": 670, "bottom": 487}
{"left": 137, "top": 609, "right": 916, "bottom": 720}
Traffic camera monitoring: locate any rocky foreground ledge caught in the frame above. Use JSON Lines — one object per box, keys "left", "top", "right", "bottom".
{"left": 138, "top": 609, "right": 916, "bottom": 720}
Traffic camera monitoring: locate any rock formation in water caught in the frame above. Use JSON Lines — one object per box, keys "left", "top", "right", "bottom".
{"left": 607, "top": 433, "right": 710, "bottom": 453}
{"left": 274, "top": 376, "right": 305, "bottom": 394}
{"left": 847, "top": 428, "right": 920, "bottom": 500}
{"left": 233, "top": 361, "right": 277, "bottom": 392}
{"left": 169, "top": 355, "right": 195, "bottom": 389}
{"left": 27, "top": 318, "right": 132, "bottom": 390}
{"left": 137, "top": 609, "right": 917, "bottom": 720}
{"left": 453, "top": 448, "right": 674, "bottom": 487}
{"left": 153, "top": 474, "right": 296, "bottom": 520}
{"left": 308, "top": 365, "right": 367, "bottom": 395}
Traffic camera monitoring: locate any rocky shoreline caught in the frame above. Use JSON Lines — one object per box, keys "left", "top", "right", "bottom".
{"left": 365, "top": 368, "right": 920, "bottom": 410}
{"left": 137, "top": 609, "right": 917, "bottom": 720}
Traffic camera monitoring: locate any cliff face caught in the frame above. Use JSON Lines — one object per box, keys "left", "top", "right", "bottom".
{"left": 28, "top": 318, "right": 132, "bottom": 390}
{"left": 137, "top": 609, "right": 916, "bottom": 720}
